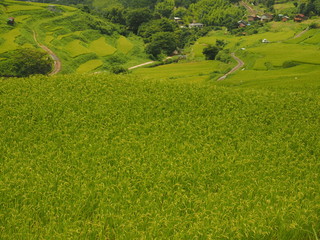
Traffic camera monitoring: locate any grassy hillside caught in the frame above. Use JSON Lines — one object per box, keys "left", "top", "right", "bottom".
{"left": 1, "top": 72, "right": 320, "bottom": 239}
{"left": 0, "top": 0, "right": 149, "bottom": 74}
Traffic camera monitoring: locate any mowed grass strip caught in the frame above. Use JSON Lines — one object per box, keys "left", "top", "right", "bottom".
{"left": 117, "top": 36, "right": 133, "bottom": 54}
{"left": 76, "top": 59, "right": 103, "bottom": 73}
{"left": 89, "top": 37, "right": 116, "bottom": 56}
{"left": 0, "top": 74, "right": 319, "bottom": 239}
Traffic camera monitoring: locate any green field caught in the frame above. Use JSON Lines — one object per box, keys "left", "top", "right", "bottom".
{"left": 89, "top": 37, "right": 117, "bottom": 56}
{"left": 133, "top": 60, "right": 230, "bottom": 83}
{"left": 77, "top": 59, "right": 103, "bottom": 73}
{"left": 1, "top": 72, "right": 320, "bottom": 239}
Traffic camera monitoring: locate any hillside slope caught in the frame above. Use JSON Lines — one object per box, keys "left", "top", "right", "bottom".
{"left": 0, "top": 0, "right": 149, "bottom": 74}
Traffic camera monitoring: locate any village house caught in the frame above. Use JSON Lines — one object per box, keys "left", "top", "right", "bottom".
{"left": 7, "top": 17, "right": 15, "bottom": 25}
{"left": 260, "top": 13, "right": 273, "bottom": 22}
{"left": 248, "top": 15, "right": 261, "bottom": 21}
{"left": 188, "top": 22, "right": 204, "bottom": 28}
{"left": 238, "top": 20, "right": 248, "bottom": 28}
{"left": 282, "top": 16, "right": 290, "bottom": 22}
{"left": 294, "top": 14, "right": 307, "bottom": 22}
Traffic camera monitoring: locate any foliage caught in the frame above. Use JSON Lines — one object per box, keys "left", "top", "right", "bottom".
{"left": 110, "top": 65, "right": 128, "bottom": 73}
{"left": 138, "top": 18, "right": 177, "bottom": 42}
{"left": 126, "top": 8, "right": 152, "bottom": 34}
{"left": 154, "top": 0, "right": 175, "bottom": 18}
{"left": 146, "top": 32, "right": 177, "bottom": 58}
{"left": 189, "top": 0, "right": 245, "bottom": 29}
{"left": 0, "top": 48, "right": 52, "bottom": 77}
{"left": 202, "top": 44, "right": 219, "bottom": 60}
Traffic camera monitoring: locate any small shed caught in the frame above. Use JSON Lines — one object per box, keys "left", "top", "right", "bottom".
{"left": 7, "top": 17, "right": 15, "bottom": 25}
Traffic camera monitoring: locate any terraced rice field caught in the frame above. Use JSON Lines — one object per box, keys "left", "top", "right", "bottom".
{"left": 77, "top": 59, "right": 103, "bottom": 73}
{"left": 0, "top": 0, "right": 149, "bottom": 74}
{"left": 89, "top": 37, "right": 117, "bottom": 56}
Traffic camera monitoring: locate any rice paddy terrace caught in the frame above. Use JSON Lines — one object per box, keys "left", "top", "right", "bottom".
{"left": 0, "top": 0, "right": 148, "bottom": 74}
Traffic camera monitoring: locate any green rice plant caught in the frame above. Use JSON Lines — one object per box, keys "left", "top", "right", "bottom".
{"left": 6, "top": 4, "right": 43, "bottom": 12}
{"left": 117, "top": 36, "right": 133, "bottom": 54}
{"left": 133, "top": 60, "right": 230, "bottom": 82}
{"left": 89, "top": 37, "right": 117, "bottom": 56}
{"left": 76, "top": 59, "right": 103, "bottom": 73}
{"left": 66, "top": 40, "right": 91, "bottom": 57}
{"left": 0, "top": 28, "right": 21, "bottom": 53}
{"left": 0, "top": 73, "right": 319, "bottom": 239}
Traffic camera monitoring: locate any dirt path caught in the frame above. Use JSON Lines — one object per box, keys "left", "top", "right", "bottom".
{"left": 240, "top": 1, "right": 256, "bottom": 16}
{"left": 217, "top": 53, "right": 244, "bottom": 81}
{"left": 293, "top": 27, "right": 309, "bottom": 39}
{"left": 128, "top": 61, "right": 155, "bottom": 70}
{"left": 33, "top": 30, "right": 61, "bottom": 75}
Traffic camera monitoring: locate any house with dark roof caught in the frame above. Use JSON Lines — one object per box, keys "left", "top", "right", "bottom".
{"left": 7, "top": 17, "right": 15, "bottom": 25}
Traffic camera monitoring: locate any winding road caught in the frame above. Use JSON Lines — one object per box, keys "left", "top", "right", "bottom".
{"left": 217, "top": 53, "right": 244, "bottom": 81}
{"left": 33, "top": 31, "right": 61, "bottom": 75}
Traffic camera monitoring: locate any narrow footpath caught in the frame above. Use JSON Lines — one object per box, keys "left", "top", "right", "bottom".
{"left": 217, "top": 53, "right": 244, "bottom": 81}
{"left": 33, "top": 31, "right": 61, "bottom": 75}
{"left": 293, "top": 27, "right": 309, "bottom": 39}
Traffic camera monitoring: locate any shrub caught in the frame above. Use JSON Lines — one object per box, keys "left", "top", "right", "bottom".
{"left": 0, "top": 48, "right": 53, "bottom": 77}
{"left": 202, "top": 45, "right": 220, "bottom": 60}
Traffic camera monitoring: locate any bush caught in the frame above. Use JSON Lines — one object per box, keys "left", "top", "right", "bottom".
{"left": 0, "top": 48, "right": 53, "bottom": 77}
{"left": 110, "top": 65, "right": 128, "bottom": 74}
{"left": 203, "top": 45, "right": 220, "bottom": 60}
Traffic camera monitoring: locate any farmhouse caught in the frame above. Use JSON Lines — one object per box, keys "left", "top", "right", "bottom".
{"left": 294, "top": 14, "right": 307, "bottom": 22}
{"left": 189, "top": 23, "right": 204, "bottom": 28}
{"left": 7, "top": 17, "right": 15, "bottom": 25}
{"left": 248, "top": 15, "right": 261, "bottom": 21}
{"left": 238, "top": 20, "right": 248, "bottom": 28}
{"left": 261, "top": 13, "right": 273, "bottom": 22}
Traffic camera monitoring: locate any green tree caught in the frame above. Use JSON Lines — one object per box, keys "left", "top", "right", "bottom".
{"left": 0, "top": 48, "right": 53, "bottom": 77}
{"left": 155, "top": 0, "right": 175, "bottom": 18}
{"left": 146, "top": 32, "right": 177, "bottom": 58}
{"left": 202, "top": 45, "right": 219, "bottom": 60}
{"left": 126, "top": 8, "right": 152, "bottom": 33}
